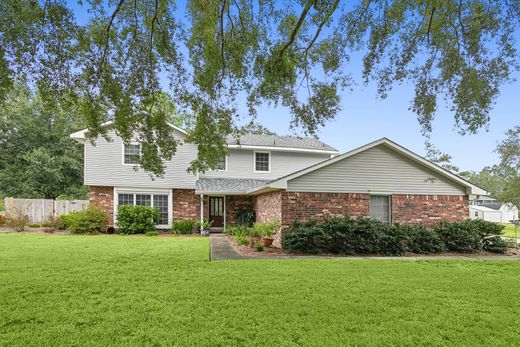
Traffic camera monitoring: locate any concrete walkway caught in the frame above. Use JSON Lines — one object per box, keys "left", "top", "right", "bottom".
{"left": 209, "top": 234, "right": 244, "bottom": 260}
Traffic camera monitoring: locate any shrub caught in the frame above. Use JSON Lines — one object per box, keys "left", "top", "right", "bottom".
{"left": 282, "top": 220, "right": 329, "bottom": 254}
{"left": 399, "top": 225, "right": 446, "bottom": 254}
{"left": 482, "top": 235, "right": 508, "bottom": 253}
{"left": 235, "top": 209, "right": 256, "bottom": 227}
{"left": 234, "top": 235, "right": 249, "bottom": 245}
{"left": 145, "top": 230, "right": 160, "bottom": 236}
{"left": 225, "top": 226, "right": 250, "bottom": 236}
{"left": 6, "top": 210, "right": 29, "bottom": 232}
{"left": 67, "top": 205, "right": 108, "bottom": 234}
{"left": 41, "top": 216, "right": 62, "bottom": 228}
{"left": 28, "top": 223, "right": 41, "bottom": 228}
{"left": 196, "top": 219, "right": 212, "bottom": 231}
{"left": 173, "top": 220, "right": 195, "bottom": 234}
{"left": 58, "top": 212, "right": 77, "bottom": 230}
{"left": 251, "top": 220, "right": 281, "bottom": 238}
{"left": 434, "top": 219, "right": 483, "bottom": 252}
{"left": 117, "top": 205, "right": 159, "bottom": 234}
{"left": 254, "top": 242, "right": 264, "bottom": 252}
{"left": 0, "top": 214, "right": 5, "bottom": 225}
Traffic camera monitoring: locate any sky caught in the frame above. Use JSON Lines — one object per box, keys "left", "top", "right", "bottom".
{"left": 68, "top": 0, "right": 519, "bottom": 173}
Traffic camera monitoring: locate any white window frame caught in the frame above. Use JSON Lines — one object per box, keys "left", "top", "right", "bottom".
{"left": 254, "top": 151, "right": 271, "bottom": 173}
{"left": 122, "top": 142, "right": 141, "bottom": 166}
{"left": 113, "top": 187, "right": 172, "bottom": 229}
{"left": 213, "top": 155, "right": 228, "bottom": 171}
{"left": 369, "top": 194, "right": 392, "bottom": 224}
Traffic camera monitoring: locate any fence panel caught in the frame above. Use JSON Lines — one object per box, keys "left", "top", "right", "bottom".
{"left": 4, "top": 197, "right": 89, "bottom": 224}
{"left": 54, "top": 200, "right": 89, "bottom": 216}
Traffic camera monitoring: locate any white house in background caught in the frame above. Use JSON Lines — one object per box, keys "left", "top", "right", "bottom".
{"left": 470, "top": 202, "right": 519, "bottom": 223}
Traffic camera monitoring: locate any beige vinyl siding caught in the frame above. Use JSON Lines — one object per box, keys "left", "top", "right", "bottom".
{"left": 200, "top": 149, "right": 330, "bottom": 180}
{"left": 85, "top": 129, "right": 198, "bottom": 188}
{"left": 287, "top": 144, "right": 466, "bottom": 195}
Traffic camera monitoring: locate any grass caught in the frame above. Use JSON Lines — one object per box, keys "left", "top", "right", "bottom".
{"left": 502, "top": 223, "right": 520, "bottom": 238}
{"left": 1, "top": 234, "right": 520, "bottom": 346}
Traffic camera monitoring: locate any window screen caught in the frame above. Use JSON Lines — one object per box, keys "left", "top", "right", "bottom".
{"left": 370, "top": 195, "right": 390, "bottom": 223}
{"left": 215, "top": 156, "right": 226, "bottom": 170}
{"left": 118, "top": 193, "right": 134, "bottom": 206}
{"left": 136, "top": 194, "right": 151, "bottom": 206}
{"left": 124, "top": 144, "right": 140, "bottom": 164}
{"left": 255, "top": 152, "right": 269, "bottom": 172}
{"left": 153, "top": 195, "right": 169, "bottom": 225}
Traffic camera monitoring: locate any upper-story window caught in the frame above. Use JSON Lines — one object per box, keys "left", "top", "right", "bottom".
{"left": 215, "top": 155, "right": 227, "bottom": 171}
{"left": 254, "top": 151, "right": 270, "bottom": 172}
{"left": 123, "top": 143, "right": 140, "bottom": 164}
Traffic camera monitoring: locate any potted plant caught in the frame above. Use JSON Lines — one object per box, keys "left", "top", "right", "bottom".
{"left": 253, "top": 220, "right": 281, "bottom": 247}
{"left": 197, "top": 219, "right": 212, "bottom": 236}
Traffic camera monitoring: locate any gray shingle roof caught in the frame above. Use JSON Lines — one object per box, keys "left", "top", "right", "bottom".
{"left": 226, "top": 134, "right": 338, "bottom": 152}
{"left": 196, "top": 178, "right": 270, "bottom": 194}
{"left": 480, "top": 202, "right": 503, "bottom": 210}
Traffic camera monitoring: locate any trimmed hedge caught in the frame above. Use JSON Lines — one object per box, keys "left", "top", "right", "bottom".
{"left": 282, "top": 218, "right": 507, "bottom": 255}
{"left": 117, "top": 205, "right": 159, "bottom": 234}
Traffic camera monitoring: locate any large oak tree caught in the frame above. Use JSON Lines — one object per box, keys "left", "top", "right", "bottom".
{"left": 1, "top": 0, "right": 518, "bottom": 175}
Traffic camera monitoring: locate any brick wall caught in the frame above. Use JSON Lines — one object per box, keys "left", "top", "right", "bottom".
{"left": 281, "top": 192, "right": 370, "bottom": 227}
{"left": 226, "top": 195, "right": 254, "bottom": 226}
{"left": 254, "top": 191, "right": 282, "bottom": 223}
{"left": 391, "top": 194, "right": 468, "bottom": 226}
{"left": 173, "top": 189, "right": 201, "bottom": 221}
{"left": 88, "top": 186, "right": 114, "bottom": 225}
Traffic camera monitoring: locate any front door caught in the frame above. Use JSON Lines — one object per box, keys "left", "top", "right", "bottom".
{"left": 209, "top": 197, "right": 224, "bottom": 228}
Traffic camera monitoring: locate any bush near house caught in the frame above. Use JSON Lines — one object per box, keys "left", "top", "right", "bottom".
{"left": 64, "top": 205, "right": 109, "bottom": 234}
{"left": 173, "top": 220, "right": 195, "bottom": 234}
{"left": 282, "top": 218, "right": 508, "bottom": 255}
{"left": 251, "top": 220, "right": 281, "bottom": 238}
{"left": 117, "top": 205, "right": 159, "bottom": 234}
{"left": 235, "top": 209, "right": 256, "bottom": 227}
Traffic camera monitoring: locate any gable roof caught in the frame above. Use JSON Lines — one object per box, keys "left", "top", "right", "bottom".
{"left": 226, "top": 134, "right": 338, "bottom": 154}
{"left": 479, "top": 202, "right": 504, "bottom": 210}
{"left": 69, "top": 120, "right": 188, "bottom": 143}
{"left": 249, "top": 138, "right": 487, "bottom": 196}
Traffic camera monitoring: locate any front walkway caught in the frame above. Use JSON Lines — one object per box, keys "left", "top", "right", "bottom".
{"left": 209, "top": 234, "right": 244, "bottom": 260}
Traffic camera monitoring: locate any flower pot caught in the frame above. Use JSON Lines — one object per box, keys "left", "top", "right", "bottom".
{"left": 201, "top": 229, "right": 209, "bottom": 236}
{"left": 261, "top": 236, "right": 273, "bottom": 247}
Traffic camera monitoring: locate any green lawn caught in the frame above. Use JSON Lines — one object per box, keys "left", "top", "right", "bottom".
{"left": 1, "top": 234, "right": 519, "bottom": 346}
{"left": 502, "top": 223, "right": 520, "bottom": 238}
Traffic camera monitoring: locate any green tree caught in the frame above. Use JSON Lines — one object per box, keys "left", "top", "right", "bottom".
{"left": 238, "top": 121, "right": 276, "bottom": 136}
{"left": 495, "top": 126, "right": 520, "bottom": 206}
{"left": 459, "top": 168, "right": 505, "bottom": 198}
{"left": 1, "top": 0, "right": 518, "bottom": 175}
{"left": 424, "top": 140, "right": 459, "bottom": 173}
{"left": 0, "top": 84, "right": 86, "bottom": 199}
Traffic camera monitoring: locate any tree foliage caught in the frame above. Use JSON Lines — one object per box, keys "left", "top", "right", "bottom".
{"left": 1, "top": 0, "right": 518, "bottom": 175}
{"left": 424, "top": 140, "right": 459, "bottom": 173}
{"left": 0, "top": 84, "right": 86, "bottom": 199}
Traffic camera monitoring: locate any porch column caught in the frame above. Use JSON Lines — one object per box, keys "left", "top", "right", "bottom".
{"left": 200, "top": 194, "right": 204, "bottom": 232}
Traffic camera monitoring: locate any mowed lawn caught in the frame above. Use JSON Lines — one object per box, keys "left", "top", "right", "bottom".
{"left": 1, "top": 234, "right": 519, "bottom": 346}
{"left": 502, "top": 223, "right": 520, "bottom": 238}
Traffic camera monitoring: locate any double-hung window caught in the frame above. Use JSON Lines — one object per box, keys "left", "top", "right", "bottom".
{"left": 254, "top": 151, "right": 270, "bottom": 172}
{"left": 123, "top": 143, "right": 140, "bottom": 164}
{"left": 370, "top": 195, "right": 391, "bottom": 223}
{"left": 215, "top": 155, "right": 227, "bottom": 171}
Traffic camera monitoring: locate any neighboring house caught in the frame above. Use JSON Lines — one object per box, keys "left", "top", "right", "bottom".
{"left": 70, "top": 123, "right": 486, "bottom": 243}
{"left": 470, "top": 202, "right": 519, "bottom": 223}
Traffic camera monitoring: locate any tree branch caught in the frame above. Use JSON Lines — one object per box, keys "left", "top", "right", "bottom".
{"left": 99, "top": 0, "right": 126, "bottom": 75}
{"left": 304, "top": 0, "right": 339, "bottom": 59}
{"left": 277, "top": 0, "right": 315, "bottom": 60}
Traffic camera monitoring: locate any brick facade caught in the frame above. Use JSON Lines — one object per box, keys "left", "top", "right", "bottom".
{"left": 391, "top": 194, "right": 468, "bottom": 226}
{"left": 254, "top": 191, "right": 282, "bottom": 222}
{"left": 226, "top": 195, "right": 254, "bottom": 226}
{"left": 173, "top": 189, "right": 200, "bottom": 221}
{"left": 280, "top": 192, "right": 370, "bottom": 227}
{"left": 88, "top": 186, "right": 114, "bottom": 225}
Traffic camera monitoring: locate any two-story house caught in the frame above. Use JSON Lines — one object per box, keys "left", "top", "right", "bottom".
{"left": 70, "top": 122, "right": 486, "bottom": 237}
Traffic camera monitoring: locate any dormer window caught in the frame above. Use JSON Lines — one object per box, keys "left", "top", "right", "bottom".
{"left": 123, "top": 143, "right": 140, "bottom": 164}
{"left": 215, "top": 155, "right": 227, "bottom": 171}
{"left": 254, "top": 151, "right": 270, "bottom": 172}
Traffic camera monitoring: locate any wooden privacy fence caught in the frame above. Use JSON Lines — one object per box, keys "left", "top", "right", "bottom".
{"left": 4, "top": 198, "right": 89, "bottom": 224}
